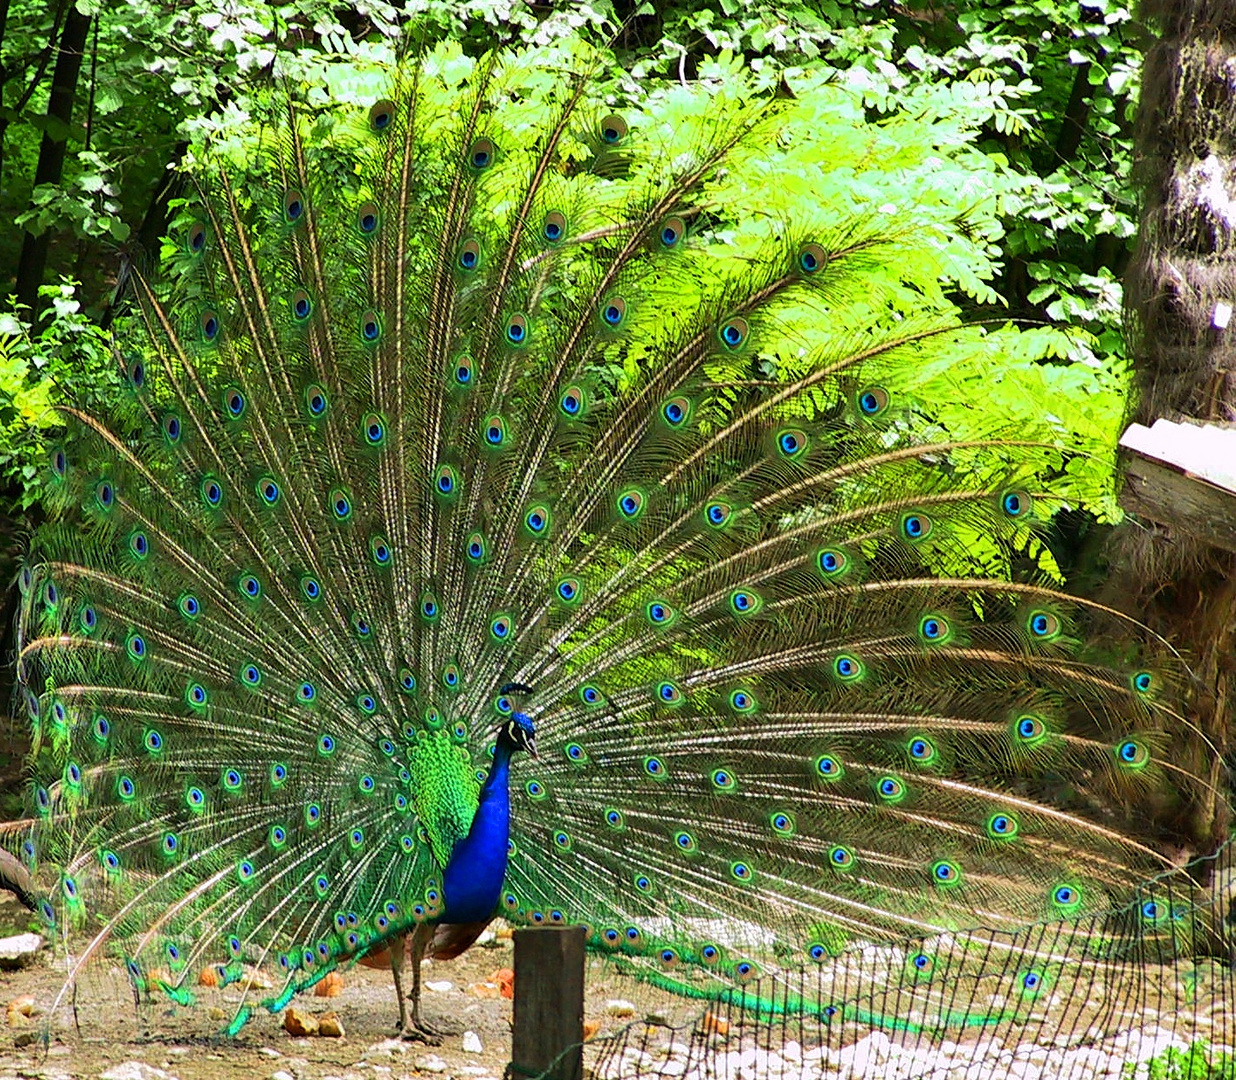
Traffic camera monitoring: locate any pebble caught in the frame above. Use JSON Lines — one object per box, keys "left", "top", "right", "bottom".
{"left": 593, "top": 1021, "right": 1203, "bottom": 1080}
{"left": 0, "top": 934, "right": 42, "bottom": 970}
{"left": 462, "top": 1031, "right": 483, "bottom": 1053}
{"left": 414, "top": 1054, "right": 449, "bottom": 1073}
{"left": 269, "top": 1072, "right": 296, "bottom": 1080}
{"left": 100, "top": 1065, "right": 179, "bottom": 1080}
{"left": 260, "top": 1048, "right": 282, "bottom": 1059}
{"left": 606, "top": 999, "right": 638, "bottom": 1018}
{"left": 425, "top": 980, "right": 453, "bottom": 992}
{"left": 363, "top": 1040, "right": 410, "bottom": 1059}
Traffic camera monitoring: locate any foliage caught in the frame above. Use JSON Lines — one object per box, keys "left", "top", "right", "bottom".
{"left": 0, "top": 284, "right": 121, "bottom": 511}
{"left": 0, "top": 0, "right": 1143, "bottom": 541}
{"left": 1125, "top": 1041, "right": 1236, "bottom": 1080}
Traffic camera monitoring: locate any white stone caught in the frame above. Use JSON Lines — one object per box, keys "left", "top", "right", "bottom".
{"left": 0, "top": 933, "right": 42, "bottom": 969}
{"left": 413, "top": 1055, "right": 449, "bottom": 1074}
{"left": 270, "top": 1072, "right": 296, "bottom": 1080}
{"left": 424, "top": 980, "right": 453, "bottom": 993}
{"left": 607, "top": 999, "right": 639, "bottom": 1018}
{"left": 259, "top": 1049, "right": 281, "bottom": 1060}
{"left": 658, "top": 1064, "right": 685, "bottom": 1077}
{"left": 461, "top": 1032, "right": 483, "bottom": 1054}
{"left": 458, "top": 1069, "right": 491, "bottom": 1076}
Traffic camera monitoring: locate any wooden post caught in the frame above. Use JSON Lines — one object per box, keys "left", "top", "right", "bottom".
{"left": 511, "top": 926, "right": 586, "bottom": 1080}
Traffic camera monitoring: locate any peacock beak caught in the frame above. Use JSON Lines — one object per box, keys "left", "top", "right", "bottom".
{"left": 526, "top": 736, "right": 539, "bottom": 760}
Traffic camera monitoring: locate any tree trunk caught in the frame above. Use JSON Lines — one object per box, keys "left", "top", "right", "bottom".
{"left": 1120, "top": 0, "right": 1236, "bottom": 856}
{"left": 13, "top": 3, "right": 91, "bottom": 323}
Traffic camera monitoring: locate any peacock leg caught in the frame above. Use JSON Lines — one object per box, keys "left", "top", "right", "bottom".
{"left": 388, "top": 929, "right": 408, "bottom": 1032}
{"left": 404, "top": 921, "right": 442, "bottom": 1044}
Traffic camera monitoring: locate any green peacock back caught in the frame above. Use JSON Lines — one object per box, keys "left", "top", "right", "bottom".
{"left": 8, "top": 35, "right": 1226, "bottom": 1042}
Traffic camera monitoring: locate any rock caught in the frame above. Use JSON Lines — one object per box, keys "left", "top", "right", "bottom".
{"left": 476, "top": 930, "right": 497, "bottom": 947}
{"left": 606, "top": 1000, "right": 638, "bottom": 1018}
{"left": 458, "top": 1068, "right": 491, "bottom": 1077}
{"left": 413, "top": 1054, "right": 449, "bottom": 1073}
{"left": 0, "top": 934, "right": 41, "bottom": 970}
{"left": 6, "top": 996, "right": 35, "bottom": 1018}
{"left": 462, "top": 1031, "right": 483, "bottom": 1054}
{"left": 424, "top": 980, "right": 453, "bottom": 993}
{"left": 490, "top": 968, "right": 514, "bottom": 999}
{"left": 317, "top": 1012, "right": 345, "bottom": 1037}
{"left": 243, "top": 967, "right": 273, "bottom": 990}
{"left": 13, "top": 1028, "right": 40, "bottom": 1048}
{"left": 283, "top": 1008, "right": 318, "bottom": 1037}
{"left": 316, "top": 972, "right": 345, "bottom": 997}
{"left": 363, "top": 1040, "right": 409, "bottom": 1059}
{"left": 468, "top": 982, "right": 501, "bottom": 999}
{"left": 259, "top": 1048, "right": 281, "bottom": 1059}
{"left": 100, "top": 1065, "right": 179, "bottom": 1080}
{"left": 270, "top": 1072, "right": 296, "bottom": 1080}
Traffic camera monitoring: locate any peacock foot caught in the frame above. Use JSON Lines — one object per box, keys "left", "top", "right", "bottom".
{"left": 400, "top": 1016, "right": 443, "bottom": 1045}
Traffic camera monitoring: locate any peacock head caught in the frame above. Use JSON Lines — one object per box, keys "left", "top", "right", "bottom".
{"left": 497, "top": 681, "right": 538, "bottom": 758}
{"left": 501, "top": 711, "right": 539, "bottom": 759}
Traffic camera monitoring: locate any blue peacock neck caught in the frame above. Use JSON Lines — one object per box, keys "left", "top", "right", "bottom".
{"left": 440, "top": 726, "right": 520, "bottom": 923}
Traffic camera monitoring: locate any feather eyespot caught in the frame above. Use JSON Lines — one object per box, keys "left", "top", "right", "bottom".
{"left": 468, "top": 138, "right": 495, "bottom": 170}
{"left": 483, "top": 416, "right": 507, "bottom": 447}
{"left": 600, "top": 297, "right": 626, "bottom": 328}
{"left": 858, "top": 387, "right": 889, "bottom": 416}
{"left": 543, "top": 210, "right": 566, "bottom": 243}
{"left": 458, "top": 238, "right": 481, "bottom": 271}
{"left": 986, "top": 812, "right": 1019, "bottom": 839}
{"left": 283, "top": 189, "right": 305, "bottom": 223}
{"left": 370, "top": 100, "right": 395, "bottom": 131}
{"left": 1028, "top": 611, "right": 1062, "bottom": 640}
{"left": 718, "top": 316, "right": 748, "bottom": 350}
{"left": 729, "top": 689, "right": 756, "bottom": 713}
{"left": 525, "top": 506, "right": 550, "bottom": 535}
{"left": 505, "top": 314, "right": 528, "bottom": 345}
{"left": 777, "top": 429, "right": 806, "bottom": 458}
{"left": 599, "top": 115, "right": 627, "bottom": 144}
{"left": 357, "top": 201, "right": 380, "bottom": 235}
{"left": 659, "top": 216, "right": 685, "bottom": 248}
{"left": 901, "top": 512, "right": 931, "bottom": 541}
{"left": 662, "top": 397, "right": 691, "bottom": 427}
{"left": 1116, "top": 739, "right": 1150, "bottom": 769}
{"left": 1001, "top": 489, "right": 1032, "bottom": 518}
{"left": 305, "top": 385, "right": 328, "bottom": 417}
{"left": 931, "top": 860, "right": 961, "bottom": 887}
{"left": 798, "top": 242, "right": 826, "bottom": 274}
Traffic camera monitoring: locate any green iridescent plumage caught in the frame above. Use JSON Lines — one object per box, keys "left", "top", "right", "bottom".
{"left": 5, "top": 34, "right": 1226, "bottom": 1050}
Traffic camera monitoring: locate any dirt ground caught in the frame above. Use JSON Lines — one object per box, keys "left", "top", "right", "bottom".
{"left": 0, "top": 894, "right": 647, "bottom": 1080}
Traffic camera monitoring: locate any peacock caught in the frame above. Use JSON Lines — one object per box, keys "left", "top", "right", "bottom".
{"left": 7, "top": 33, "right": 1228, "bottom": 1052}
